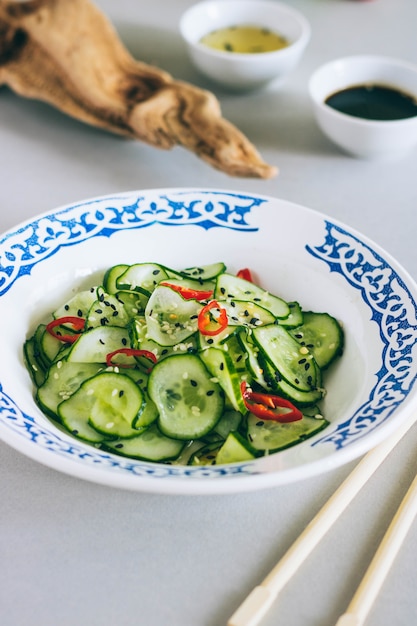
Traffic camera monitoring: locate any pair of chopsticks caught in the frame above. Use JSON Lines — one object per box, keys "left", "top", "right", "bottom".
{"left": 228, "top": 410, "right": 417, "bottom": 626}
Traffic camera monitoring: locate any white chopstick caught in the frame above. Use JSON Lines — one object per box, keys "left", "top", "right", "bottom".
{"left": 227, "top": 410, "right": 417, "bottom": 626}
{"left": 335, "top": 471, "right": 417, "bottom": 626}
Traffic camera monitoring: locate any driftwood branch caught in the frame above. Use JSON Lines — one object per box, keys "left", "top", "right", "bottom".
{"left": 0, "top": 0, "right": 277, "bottom": 178}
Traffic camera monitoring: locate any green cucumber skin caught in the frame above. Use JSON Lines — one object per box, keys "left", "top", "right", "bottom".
{"left": 148, "top": 354, "right": 225, "bottom": 440}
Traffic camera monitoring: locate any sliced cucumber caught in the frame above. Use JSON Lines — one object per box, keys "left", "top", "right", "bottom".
{"left": 116, "top": 263, "right": 169, "bottom": 296}
{"left": 214, "top": 410, "right": 242, "bottom": 439}
{"left": 278, "top": 302, "right": 303, "bottom": 328}
{"left": 37, "top": 360, "right": 104, "bottom": 417}
{"left": 247, "top": 412, "right": 329, "bottom": 453}
{"left": 53, "top": 287, "right": 98, "bottom": 320}
{"left": 180, "top": 262, "right": 226, "bottom": 282}
{"left": 253, "top": 324, "right": 318, "bottom": 391}
{"left": 290, "top": 311, "right": 344, "bottom": 369}
{"left": 215, "top": 273, "right": 290, "bottom": 319}
{"left": 216, "top": 432, "right": 256, "bottom": 464}
{"left": 103, "top": 264, "right": 129, "bottom": 294}
{"left": 59, "top": 371, "right": 144, "bottom": 439}
{"left": 24, "top": 337, "right": 46, "bottom": 386}
{"left": 86, "top": 292, "right": 130, "bottom": 329}
{"left": 199, "top": 347, "right": 246, "bottom": 414}
{"left": 148, "top": 354, "right": 224, "bottom": 440}
{"left": 36, "top": 324, "right": 62, "bottom": 365}
{"left": 67, "top": 326, "right": 130, "bottom": 363}
{"left": 103, "top": 424, "right": 184, "bottom": 461}
{"left": 221, "top": 299, "right": 275, "bottom": 328}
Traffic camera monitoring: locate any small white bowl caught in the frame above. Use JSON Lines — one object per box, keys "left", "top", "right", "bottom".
{"left": 179, "top": 0, "right": 310, "bottom": 90}
{"left": 309, "top": 55, "right": 417, "bottom": 160}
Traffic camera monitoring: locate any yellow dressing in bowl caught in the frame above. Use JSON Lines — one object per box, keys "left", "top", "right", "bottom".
{"left": 199, "top": 25, "right": 289, "bottom": 54}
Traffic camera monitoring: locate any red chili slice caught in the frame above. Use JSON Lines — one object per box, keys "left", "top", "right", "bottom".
{"left": 106, "top": 348, "right": 158, "bottom": 370}
{"left": 198, "top": 300, "right": 228, "bottom": 336}
{"left": 237, "top": 268, "right": 253, "bottom": 282}
{"left": 240, "top": 381, "right": 303, "bottom": 423}
{"left": 160, "top": 282, "right": 213, "bottom": 301}
{"left": 45, "top": 316, "right": 85, "bottom": 344}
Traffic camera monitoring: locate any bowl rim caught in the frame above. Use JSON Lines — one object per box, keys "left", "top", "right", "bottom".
{"left": 179, "top": 0, "right": 311, "bottom": 60}
{"left": 3, "top": 187, "right": 417, "bottom": 494}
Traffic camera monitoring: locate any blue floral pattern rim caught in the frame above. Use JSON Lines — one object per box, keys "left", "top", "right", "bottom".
{"left": 1, "top": 189, "right": 417, "bottom": 483}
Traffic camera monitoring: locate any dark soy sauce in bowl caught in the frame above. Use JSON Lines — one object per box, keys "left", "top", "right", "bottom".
{"left": 325, "top": 84, "right": 417, "bottom": 121}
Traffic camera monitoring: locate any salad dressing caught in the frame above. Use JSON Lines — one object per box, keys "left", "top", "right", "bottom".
{"left": 199, "top": 25, "right": 289, "bottom": 54}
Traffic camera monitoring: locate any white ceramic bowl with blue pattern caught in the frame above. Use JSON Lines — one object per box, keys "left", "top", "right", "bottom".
{"left": 1, "top": 188, "right": 417, "bottom": 494}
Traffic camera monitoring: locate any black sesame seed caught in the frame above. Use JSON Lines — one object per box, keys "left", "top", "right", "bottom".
{"left": 304, "top": 363, "right": 310, "bottom": 371}
{"left": 298, "top": 358, "right": 307, "bottom": 364}
{"left": 122, "top": 338, "right": 128, "bottom": 346}
{"left": 256, "top": 421, "right": 265, "bottom": 427}
{"left": 220, "top": 362, "right": 224, "bottom": 370}
{"left": 250, "top": 318, "right": 258, "bottom": 325}
{"left": 206, "top": 390, "right": 215, "bottom": 396}
{"left": 72, "top": 429, "right": 79, "bottom": 435}
{"left": 220, "top": 287, "right": 226, "bottom": 295}
{"left": 119, "top": 390, "right": 124, "bottom": 397}
{"left": 95, "top": 308, "right": 103, "bottom": 314}
{"left": 99, "top": 339, "right": 105, "bottom": 345}
{"left": 190, "top": 379, "right": 198, "bottom": 387}
{"left": 115, "top": 443, "right": 124, "bottom": 449}
{"left": 64, "top": 304, "right": 70, "bottom": 311}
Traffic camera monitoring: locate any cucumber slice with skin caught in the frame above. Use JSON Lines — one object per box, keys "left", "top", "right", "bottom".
{"left": 116, "top": 263, "right": 169, "bottom": 295}
{"left": 199, "top": 347, "right": 246, "bottom": 414}
{"left": 59, "top": 371, "right": 144, "bottom": 439}
{"left": 290, "top": 311, "right": 344, "bottom": 369}
{"left": 214, "top": 410, "right": 242, "bottom": 439}
{"left": 247, "top": 413, "right": 329, "bottom": 453}
{"left": 216, "top": 432, "right": 256, "bottom": 465}
{"left": 221, "top": 300, "right": 275, "bottom": 328}
{"left": 86, "top": 293, "right": 130, "bottom": 329}
{"left": 103, "top": 264, "right": 129, "bottom": 295}
{"left": 180, "top": 262, "right": 226, "bottom": 282}
{"left": 103, "top": 424, "right": 184, "bottom": 461}
{"left": 278, "top": 302, "right": 303, "bottom": 328}
{"left": 215, "top": 273, "right": 290, "bottom": 319}
{"left": 67, "top": 325, "right": 130, "bottom": 363}
{"left": 148, "top": 354, "right": 224, "bottom": 440}
{"left": 36, "top": 324, "right": 62, "bottom": 365}
{"left": 37, "top": 360, "right": 104, "bottom": 418}
{"left": 258, "top": 353, "right": 324, "bottom": 406}
{"left": 53, "top": 287, "right": 98, "bottom": 320}
{"left": 24, "top": 337, "right": 46, "bottom": 386}
{"left": 253, "top": 324, "right": 318, "bottom": 391}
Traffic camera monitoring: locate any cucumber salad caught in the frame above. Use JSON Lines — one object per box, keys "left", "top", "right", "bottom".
{"left": 24, "top": 262, "right": 344, "bottom": 466}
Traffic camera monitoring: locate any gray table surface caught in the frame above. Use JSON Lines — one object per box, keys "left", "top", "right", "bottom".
{"left": 1, "top": 1, "right": 417, "bottom": 625}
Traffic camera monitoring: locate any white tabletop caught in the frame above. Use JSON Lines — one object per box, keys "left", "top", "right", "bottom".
{"left": 1, "top": 1, "right": 417, "bottom": 625}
